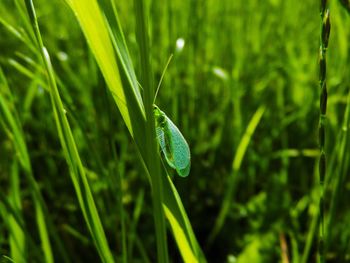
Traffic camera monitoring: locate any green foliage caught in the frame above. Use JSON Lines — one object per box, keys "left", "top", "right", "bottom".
{"left": 1, "top": 0, "right": 350, "bottom": 262}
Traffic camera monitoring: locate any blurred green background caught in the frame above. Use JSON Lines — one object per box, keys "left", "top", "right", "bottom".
{"left": 1, "top": 0, "right": 350, "bottom": 262}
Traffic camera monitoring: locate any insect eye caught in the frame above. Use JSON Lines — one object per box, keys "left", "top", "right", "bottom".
{"left": 159, "top": 115, "right": 165, "bottom": 123}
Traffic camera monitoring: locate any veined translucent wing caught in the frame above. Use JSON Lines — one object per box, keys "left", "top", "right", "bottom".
{"left": 154, "top": 105, "right": 191, "bottom": 177}
{"left": 164, "top": 115, "right": 191, "bottom": 177}
{"left": 156, "top": 125, "right": 176, "bottom": 169}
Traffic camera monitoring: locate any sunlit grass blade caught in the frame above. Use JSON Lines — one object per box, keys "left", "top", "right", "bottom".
{"left": 163, "top": 205, "right": 198, "bottom": 263}
{"left": 101, "top": 0, "right": 144, "bottom": 109}
{"left": 163, "top": 175, "right": 207, "bottom": 262}
{"left": 64, "top": 0, "right": 135, "bottom": 135}
{"left": 23, "top": 0, "right": 114, "bottom": 262}
{"left": 208, "top": 105, "right": 266, "bottom": 243}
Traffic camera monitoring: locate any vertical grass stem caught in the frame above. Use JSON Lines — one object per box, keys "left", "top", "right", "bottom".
{"left": 133, "top": 1, "right": 169, "bottom": 262}
{"left": 318, "top": 2, "right": 330, "bottom": 262}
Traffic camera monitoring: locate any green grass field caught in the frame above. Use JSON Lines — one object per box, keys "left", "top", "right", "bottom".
{"left": 1, "top": 0, "right": 350, "bottom": 262}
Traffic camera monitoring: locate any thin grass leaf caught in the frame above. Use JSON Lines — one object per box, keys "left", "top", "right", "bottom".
{"left": 133, "top": 0, "right": 169, "bottom": 261}
{"left": 164, "top": 175, "right": 206, "bottom": 262}
{"left": 64, "top": 0, "right": 134, "bottom": 134}
{"left": 23, "top": 0, "right": 114, "bottom": 262}
{"left": 163, "top": 205, "right": 198, "bottom": 263}
{"left": 0, "top": 16, "right": 36, "bottom": 53}
{"left": 209, "top": 105, "right": 266, "bottom": 243}
{"left": 0, "top": 68, "right": 55, "bottom": 263}
{"left": 8, "top": 162, "right": 25, "bottom": 263}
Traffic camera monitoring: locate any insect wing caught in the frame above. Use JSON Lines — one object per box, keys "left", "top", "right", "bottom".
{"left": 177, "top": 161, "right": 191, "bottom": 178}
{"left": 165, "top": 115, "right": 191, "bottom": 177}
{"left": 156, "top": 126, "right": 176, "bottom": 169}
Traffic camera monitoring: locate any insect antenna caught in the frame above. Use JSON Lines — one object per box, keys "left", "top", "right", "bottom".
{"left": 153, "top": 53, "right": 173, "bottom": 104}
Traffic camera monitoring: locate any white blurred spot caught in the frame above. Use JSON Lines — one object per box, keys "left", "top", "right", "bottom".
{"left": 227, "top": 255, "right": 237, "bottom": 263}
{"left": 213, "top": 66, "right": 229, "bottom": 80}
{"left": 57, "top": 51, "right": 68, "bottom": 61}
{"left": 176, "top": 38, "right": 185, "bottom": 52}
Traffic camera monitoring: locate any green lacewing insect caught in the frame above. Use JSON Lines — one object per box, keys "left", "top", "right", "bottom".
{"left": 152, "top": 54, "right": 190, "bottom": 177}
{"left": 153, "top": 105, "right": 191, "bottom": 177}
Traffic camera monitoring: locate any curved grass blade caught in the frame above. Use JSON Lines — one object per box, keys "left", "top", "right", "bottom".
{"left": 64, "top": 0, "right": 134, "bottom": 135}
{"left": 208, "top": 105, "right": 266, "bottom": 243}
{"left": 0, "top": 68, "right": 57, "bottom": 263}
{"left": 163, "top": 205, "right": 198, "bottom": 263}
{"left": 163, "top": 175, "right": 206, "bottom": 262}
{"left": 23, "top": 1, "right": 114, "bottom": 262}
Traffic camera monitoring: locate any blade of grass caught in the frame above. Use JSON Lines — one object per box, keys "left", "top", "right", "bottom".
{"left": 163, "top": 205, "right": 198, "bottom": 263}
{"left": 300, "top": 186, "right": 321, "bottom": 263}
{"left": 128, "top": 190, "right": 144, "bottom": 260}
{"left": 0, "top": 189, "right": 50, "bottom": 262}
{"left": 0, "top": 68, "right": 61, "bottom": 263}
{"left": 23, "top": 0, "right": 115, "bottom": 262}
{"left": 318, "top": 2, "right": 330, "bottom": 262}
{"left": 133, "top": 0, "right": 169, "bottom": 262}
{"left": 163, "top": 174, "right": 205, "bottom": 262}
{"left": 107, "top": 121, "right": 127, "bottom": 263}
{"left": 64, "top": 0, "right": 134, "bottom": 135}
{"left": 208, "top": 105, "right": 266, "bottom": 244}
{"left": 326, "top": 86, "right": 350, "bottom": 247}
{"left": 7, "top": 161, "right": 25, "bottom": 263}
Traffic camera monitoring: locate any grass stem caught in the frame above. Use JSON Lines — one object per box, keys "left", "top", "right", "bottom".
{"left": 133, "top": 1, "right": 169, "bottom": 262}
